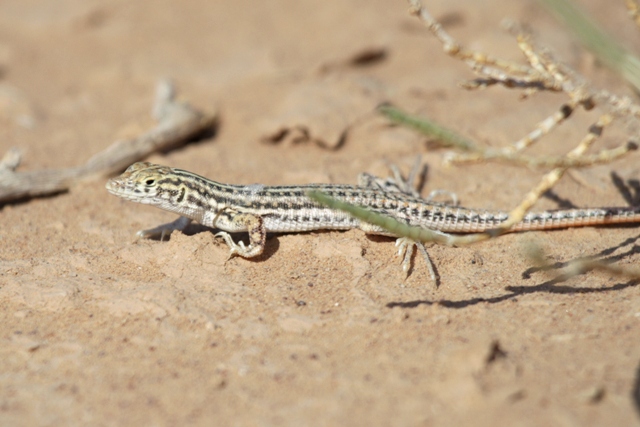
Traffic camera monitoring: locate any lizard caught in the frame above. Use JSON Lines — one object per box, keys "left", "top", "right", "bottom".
{"left": 106, "top": 161, "right": 640, "bottom": 275}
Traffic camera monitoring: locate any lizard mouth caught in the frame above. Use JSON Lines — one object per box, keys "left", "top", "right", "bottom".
{"left": 106, "top": 178, "right": 158, "bottom": 205}
{"left": 105, "top": 178, "right": 136, "bottom": 200}
{"left": 105, "top": 178, "right": 124, "bottom": 194}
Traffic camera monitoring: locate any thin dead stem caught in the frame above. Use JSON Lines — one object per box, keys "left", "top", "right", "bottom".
{"left": 0, "top": 80, "right": 217, "bottom": 203}
{"left": 627, "top": 0, "right": 640, "bottom": 28}
{"left": 312, "top": 2, "right": 640, "bottom": 258}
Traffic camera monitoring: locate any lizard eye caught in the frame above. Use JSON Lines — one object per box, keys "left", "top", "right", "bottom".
{"left": 145, "top": 179, "right": 155, "bottom": 186}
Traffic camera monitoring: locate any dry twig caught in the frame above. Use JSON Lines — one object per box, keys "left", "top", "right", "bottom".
{"left": 627, "top": 0, "right": 640, "bottom": 28}
{"left": 313, "top": 1, "right": 640, "bottom": 254}
{"left": 0, "top": 80, "right": 217, "bottom": 203}
{"left": 525, "top": 239, "right": 640, "bottom": 282}
{"left": 406, "top": 0, "right": 640, "bottom": 166}
{"left": 379, "top": 104, "right": 638, "bottom": 168}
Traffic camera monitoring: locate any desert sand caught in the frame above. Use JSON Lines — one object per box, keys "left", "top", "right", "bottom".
{"left": 1, "top": 0, "right": 640, "bottom": 425}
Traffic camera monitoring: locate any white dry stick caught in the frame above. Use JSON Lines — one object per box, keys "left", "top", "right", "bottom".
{"left": 0, "top": 80, "right": 217, "bottom": 203}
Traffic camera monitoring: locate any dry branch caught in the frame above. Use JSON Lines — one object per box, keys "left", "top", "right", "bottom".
{"left": 0, "top": 80, "right": 217, "bottom": 203}
{"left": 312, "top": 2, "right": 640, "bottom": 258}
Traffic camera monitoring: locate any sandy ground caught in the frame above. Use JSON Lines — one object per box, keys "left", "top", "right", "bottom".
{"left": 1, "top": 0, "right": 640, "bottom": 425}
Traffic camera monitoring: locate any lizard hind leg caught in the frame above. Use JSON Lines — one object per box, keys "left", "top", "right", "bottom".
{"left": 359, "top": 158, "right": 444, "bottom": 281}
{"left": 395, "top": 237, "right": 437, "bottom": 281}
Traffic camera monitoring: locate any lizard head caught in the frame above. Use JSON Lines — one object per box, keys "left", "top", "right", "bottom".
{"left": 106, "top": 162, "right": 177, "bottom": 206}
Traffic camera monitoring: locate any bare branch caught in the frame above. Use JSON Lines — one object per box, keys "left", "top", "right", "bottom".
{"left": 0, "top": 80, "right": 217, "bottom": 203}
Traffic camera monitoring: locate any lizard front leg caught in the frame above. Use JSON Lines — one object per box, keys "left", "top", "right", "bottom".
{"left": 137, "top": 216, "right": 193, "bottom": 241}
{"left": 214, "top": 208, "right": 266, "bottom": 258}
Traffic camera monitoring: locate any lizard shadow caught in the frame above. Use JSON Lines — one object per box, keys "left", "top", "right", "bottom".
{"left": 386, "top": 233, "right": 640, "bottom": 310}
{"left": 611, "top": 171, "right": 640, "bottom": 206}
{"left": 542, "top": 171, "right": 640, "bottom": 208}
{"left": 633, "top": 360, "right": 640, "bottom": 420}
{"left": 541, "top": 189, "right": 577, "bottom": 209}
